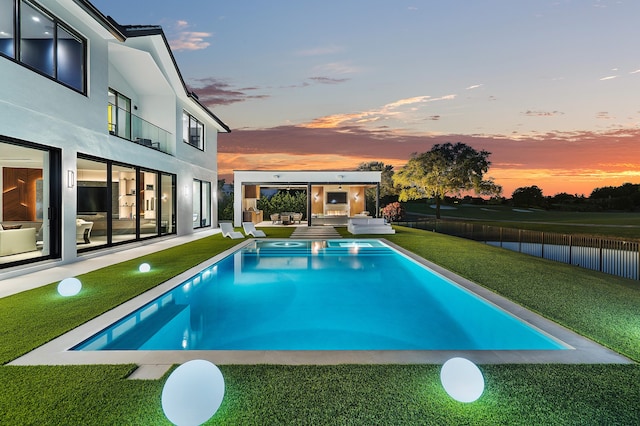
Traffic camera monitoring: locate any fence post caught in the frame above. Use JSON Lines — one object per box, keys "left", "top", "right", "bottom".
{"left": 541, "top": 231, "right": 544, "bottom": 259}
{"left": 599, "top": 238, "right": 604, "bottom": 272}
{"left": 518, "top": 229, "right": 522, "bottom": 253}
{"left": 568, "top": 235, "right": 572, "bottom": 265}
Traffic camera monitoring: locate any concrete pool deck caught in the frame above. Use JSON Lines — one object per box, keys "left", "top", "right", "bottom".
{"left": 7, "top": 235, "right": 633, "bottom": 378}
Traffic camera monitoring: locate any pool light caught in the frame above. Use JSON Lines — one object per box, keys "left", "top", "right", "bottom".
{"left": 161, "top": 359, "right": 225, "bottom": 425}
{"left": 57, "top": 277, "right": 82, "bottom": 297}
{"left": 440, "top": 357, "right": 484, "bottom": 403}
{"left": 138, "top": 263, "right": 151, "bottom": 273}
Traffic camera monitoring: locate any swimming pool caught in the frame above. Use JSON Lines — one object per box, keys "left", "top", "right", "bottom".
{"left": 75, "top": 239, "right": 566, "bottom": 351}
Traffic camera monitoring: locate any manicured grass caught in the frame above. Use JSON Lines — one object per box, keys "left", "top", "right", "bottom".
{"left": 1, "top": 225, "right": 639, "bottom": 424}
{"left": 0, "top": 226, "right": 294, "bottom": 364}
{"left": 404, "top": 202, "right": 640, "bottom": 239}
{"left": 1, "top": 364, "right": 638, "bottom": 425}
{"left": 385, "top": 226, "right": 640, "bottom": 362}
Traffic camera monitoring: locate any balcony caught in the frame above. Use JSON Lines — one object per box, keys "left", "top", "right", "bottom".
{"left": 107, "top": 103, "right": 172, "bottom": 154}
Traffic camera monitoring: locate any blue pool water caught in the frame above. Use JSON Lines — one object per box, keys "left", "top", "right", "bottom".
{"left": 75, "top": 240, "right": 565, "bottom": 351}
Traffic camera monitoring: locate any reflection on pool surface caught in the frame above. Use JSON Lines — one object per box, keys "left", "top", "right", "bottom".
{"left": 75, "top": 239, "right": 566, "bottom": 351}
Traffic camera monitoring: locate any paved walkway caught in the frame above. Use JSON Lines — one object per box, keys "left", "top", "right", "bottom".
{"left": 290, "top": 226, "right": 341, "bottom": 239}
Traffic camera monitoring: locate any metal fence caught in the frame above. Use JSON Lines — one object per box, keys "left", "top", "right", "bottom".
{"left": 397, "top": 218, "right": 640, "bottom": 280}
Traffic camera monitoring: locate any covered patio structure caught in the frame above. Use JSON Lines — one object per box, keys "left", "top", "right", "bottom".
{"left": 233, "top": 170, "right": 382, "bottom": 227}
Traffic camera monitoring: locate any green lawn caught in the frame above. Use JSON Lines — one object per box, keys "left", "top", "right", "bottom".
{"left": 403, "top": 202, "right": 640, "bottom": 239}
{"left": 1, "top": 226, "right": 639, "bottom": 425}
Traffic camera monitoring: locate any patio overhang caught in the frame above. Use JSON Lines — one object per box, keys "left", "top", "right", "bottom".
{"left": 232, "top": 170, "right": 382, "bottom": 227}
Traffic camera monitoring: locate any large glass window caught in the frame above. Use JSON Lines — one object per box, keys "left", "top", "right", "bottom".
{"left": 1, "top": 1, "right": 86, "bottom": 92}
{"left": 77, "top": 155, "right": 176, "bottom": 253}
{"left": 183, "top": 111, "right": 204, "bottom": 150}
{"left": 76, "top": 158, "right": 108, "bottom": 249}
{"left": 20, "top": 0, "right": 53, "bottom": 77}
{"left": 139, "top": 170, "right": 158, "bottom": 237}
{"left": 193, "top": 179, "right": 211, "bottom": 229}
{"left": 0, "top": 0, "right": 15, "bottom": 58}
{"left": 108, "top": 89, "right": 131, "bottom": 139}
{"left": 1, "top": 138, "right": 60, "bottom": 268}
{"left": 56, "top": 24, "right": 83, "bottom": 90}
{"left": 160, "top": 173, "right": 175, "bottom": 235}
{"left": 202, "top": 181, "right": 211, "bottom": 227}
{"left": 113, "top": 164, "right": 137, "bottom": 244}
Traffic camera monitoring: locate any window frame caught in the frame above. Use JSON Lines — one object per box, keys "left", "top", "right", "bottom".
{"left": 0, "top": 135, "right": 62, "bottom": 269}
{"left": 76, "top": 153, "right": 177, "bottom": 254}
{"left": 0, "top": 0, "right": 17, "bottom": 58}
{"left": 108, "top": 88, "right": 132, "bottom": 140}
{"left": 0, "top": 0, "right": 87, "bottom": 94}
{"left": 192, "top": 178, "right": 211, "bottom": 229}
{"left": 183, "top": 111, "right": 205, "bottom": 151}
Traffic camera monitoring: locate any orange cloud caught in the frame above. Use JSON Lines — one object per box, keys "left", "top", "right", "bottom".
{"left": 218, "top": 125, "right": 640, "bottom": 197}
{"left": 300, "top": 95, "right": 455, "bottom": 129}
{"left": 218, "top": 152, "right": 401, "bottom": 181}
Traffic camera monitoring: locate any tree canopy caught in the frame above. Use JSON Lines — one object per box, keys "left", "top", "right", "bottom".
{"left": 356, "top": 161, "right": 397, "bottom": 198}
{"left": 512, "top": 185, "right": 546, "bottom": 208}
{"left": 356, "top": 161, "right": 399, "bottom": 214}
{"left": 393, "top": 142, "right": 501, "bottom": 218}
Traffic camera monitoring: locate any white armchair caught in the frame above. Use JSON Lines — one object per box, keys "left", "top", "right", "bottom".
{"left": 76, "top": 219, "right": 93, "bottom": 243}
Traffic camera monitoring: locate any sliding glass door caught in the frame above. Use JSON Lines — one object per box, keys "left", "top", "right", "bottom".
{"left": 0, "top": 138, "right": 60, "bottom": 268}
{"left": 77, "top": 154, "right": 176, "bottom": 253}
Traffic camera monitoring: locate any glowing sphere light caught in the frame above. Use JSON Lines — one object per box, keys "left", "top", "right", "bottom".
{"left": 138, "top": 263, "right": 151, "bottom": 273}
{"left": 57, "top": 278, "right": 82, "bottom": 297}
{"left": 440, "top": 357, "right": 485, "bottom": 403}
{"left": 161, "top": 359, "right": 225, "bottom": 425}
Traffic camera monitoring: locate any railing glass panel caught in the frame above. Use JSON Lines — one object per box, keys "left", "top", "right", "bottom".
{"left": 107, "top": 103, "right": 172, "bottom": 154}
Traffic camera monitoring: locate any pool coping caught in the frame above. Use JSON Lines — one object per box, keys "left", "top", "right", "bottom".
{"left": 9, "top": 238, "right": 633, "bottom": 369}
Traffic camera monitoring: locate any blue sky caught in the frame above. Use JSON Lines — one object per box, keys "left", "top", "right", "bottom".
{"left": 92, "top": 0, "right": 640, "bottom": 195}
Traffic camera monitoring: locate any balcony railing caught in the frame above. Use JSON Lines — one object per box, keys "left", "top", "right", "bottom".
{"left": 107, "top": 103, "right": 172, "bottom": 154}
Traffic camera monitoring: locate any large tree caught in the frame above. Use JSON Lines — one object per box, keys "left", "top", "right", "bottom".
{"left": 393, "top": 142, "right": 502, "bottom": 219}
{"left": 511, "top": 185, "right": 546, "bottom": 208}
{"left": 356, "top": 161, "right": 397, "bottom": 198}
{"left": 356, "top": 161, "right": 398, "bottom": 214}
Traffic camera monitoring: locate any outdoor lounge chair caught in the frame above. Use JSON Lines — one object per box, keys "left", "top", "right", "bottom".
{"left": 242, "top": 222, "right": 267, "bottom": 238}
{"left": 220, "top": 222, "right": 244, "bottom": 239}
{"left": 270, "top": 213, "right": 280, "bottom": 224}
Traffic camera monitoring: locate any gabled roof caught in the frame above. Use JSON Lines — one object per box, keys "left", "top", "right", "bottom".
{"left": 73, "top": 1, "right": 230, "bottom": 133}
{"left": 119, "top": 24, "right": 231, "bottom": 133}
{"left": 71, "top": 0, "right": 125, "bottom": 41}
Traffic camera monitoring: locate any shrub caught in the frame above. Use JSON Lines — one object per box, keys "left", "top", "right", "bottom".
{"left": 381, "top": 202, "right": 405, "bottom": 222}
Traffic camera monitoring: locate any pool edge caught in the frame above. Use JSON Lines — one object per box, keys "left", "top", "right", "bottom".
{"left": 8, "top": 238, "right": 634, "bottom": 366}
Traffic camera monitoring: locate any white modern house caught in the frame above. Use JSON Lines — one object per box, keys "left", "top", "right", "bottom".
{"left": 0, "top": 0, "right": 229, "bottom": 276}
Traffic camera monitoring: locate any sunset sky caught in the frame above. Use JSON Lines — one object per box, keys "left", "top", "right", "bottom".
{"left": 92, "top": 0, "right": 640, "bottom": 197}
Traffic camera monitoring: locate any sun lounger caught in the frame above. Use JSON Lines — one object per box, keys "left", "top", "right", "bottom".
{"left": 242, "top": 222, "right": 266, "bottom": 237}
{"left": 220, "top": 222, "right": 244, "bottom": 239}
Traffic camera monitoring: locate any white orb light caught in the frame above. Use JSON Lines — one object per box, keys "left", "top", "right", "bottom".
{"left": 57, "top": 277, "right": 82, "bottom": 297}
{"left": 440, "top": 357, "right": 485, "bottom": 403}
{"left": 161, "top": 359, "right": 225, "bottom": 426}
{"left": 138, "top": 263, "right": 151, "bottom": 273}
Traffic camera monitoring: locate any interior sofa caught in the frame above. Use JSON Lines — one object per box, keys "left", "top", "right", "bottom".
{"left": 0, "top": 226, "right": 37, "bottom": 256}
{"left": 347, "top": 217, "right": 395, "bottom": 235}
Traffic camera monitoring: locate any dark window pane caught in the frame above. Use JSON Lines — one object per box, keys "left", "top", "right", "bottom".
{"left": 20, "top": 1, "right": 54, "bottom": 76}
{"left": 56, "top": 24, "right": 83, "bottom": 91}
{"left": 183, "top": 112, "right": 205, "bottom": 150}
{"left": 0, "top": 0, "right": 15, "bottom": 58}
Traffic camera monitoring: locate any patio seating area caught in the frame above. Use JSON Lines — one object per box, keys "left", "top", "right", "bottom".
{"left": 269, "top": 212, "right": 303, "bottom": 225}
